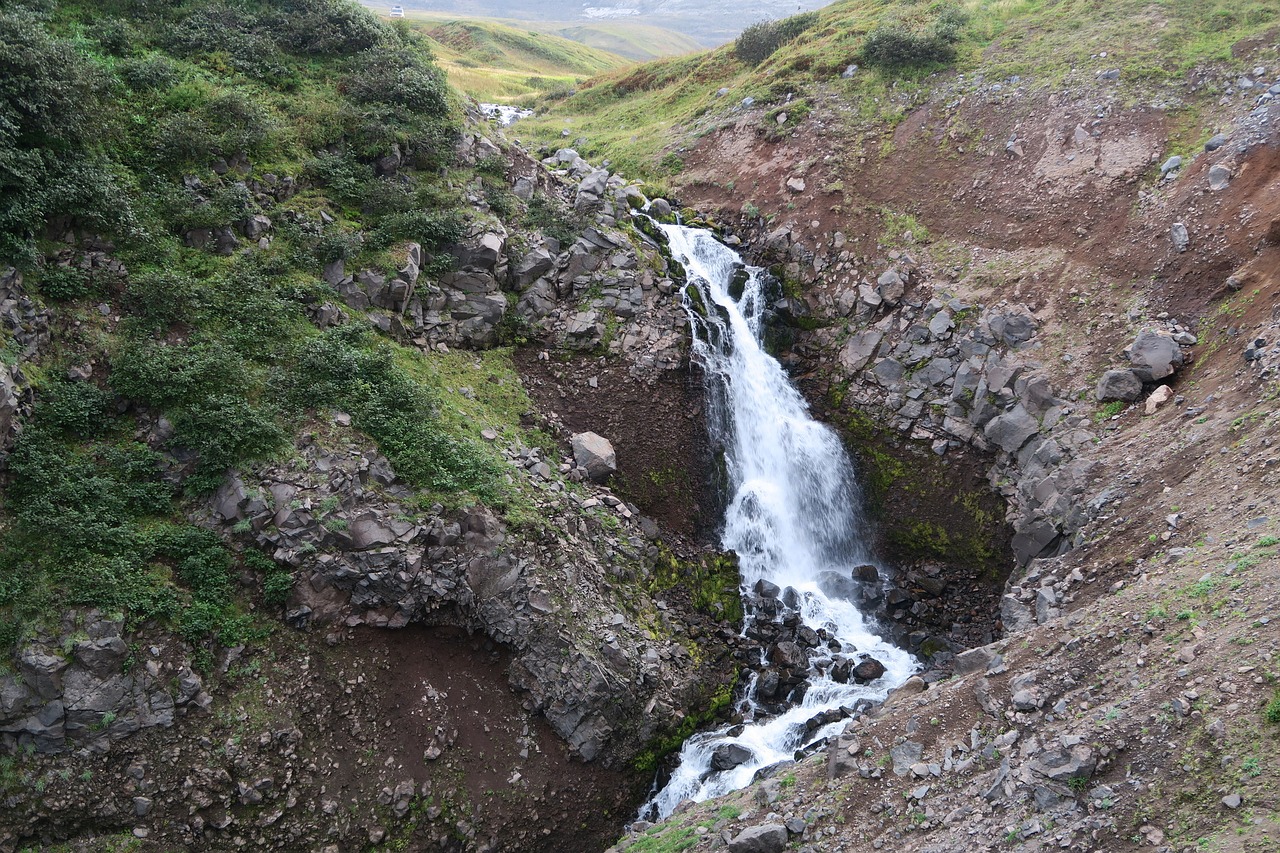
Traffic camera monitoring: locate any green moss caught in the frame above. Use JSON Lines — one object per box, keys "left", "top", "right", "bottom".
{"left": 646, "top": 547, "right": 744, "bottom": 626}
{"left": 631, "top": 675, "right": 737, "bottom": 773}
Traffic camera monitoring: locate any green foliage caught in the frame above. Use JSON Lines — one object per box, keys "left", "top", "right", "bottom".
{"left": 860, "top": 6, "right": 967, "bottom": 71}
{"left": 0, "top": 393, "right": 248, "bottom": 649}
{"left": 1264, "top": 691, "right": 1280, "bottom": 725}
{"left": 279, "top": 326, "right": 496, "bottom": 494}
{"left": 734, "top": 11, "right": 819, "bottom": 66}
{"left": 647, "top": 548, "right": 744, "bottom": 625}
{"left": 523, "top": 193, "right": 582, "bottom": 248}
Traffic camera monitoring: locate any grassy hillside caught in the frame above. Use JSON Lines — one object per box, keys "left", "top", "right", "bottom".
{"left": 540, "top": 21, "right": 702, "bottom": 62}
{"left": 405, "top": 16, "right": 634, "bottom": 102}
{"left": 0, "top": 0, "right": 555, "bottom": 652}
{"left": 517, "top": 0, "right": 1277, "bottom": 179}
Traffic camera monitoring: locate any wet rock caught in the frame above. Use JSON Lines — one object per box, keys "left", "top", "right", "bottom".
{"left": 769, "top": 641, "right": 808, "bottom": 671}
{"left": 571, "top": 432, "right": 617, "bottom": 482}
{"left": 711, "top": 743, "right": 754, "bottom": 771}
{"left": 852, "top": 658, "right": 887, "bottom": 682}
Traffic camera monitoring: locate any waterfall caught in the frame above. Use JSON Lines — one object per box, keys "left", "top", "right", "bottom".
{"left": 639, "top": 223, "right": 916, "bottom": 820}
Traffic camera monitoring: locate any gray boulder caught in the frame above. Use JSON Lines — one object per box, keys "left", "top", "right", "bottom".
{"left": 571, "top": 432, "right": 617, "bottom": 482}
{"left": 989, "top": 311, "right": 1037, "bottom": 347}
{"left": 1128, "top": 330, "right": 1183, "bottom": 381}
{"left": 984, "top": 405, "right": 1039, "bottom": 453}
{"left": 1095, "top": 369, "right": 1143, "bottom": 402}
{"left": 728, "top": 824, "right": 789, "bottom": 853}
{"left": 575, "top": 169, "right": 611, "bottom": 213}
{"left": 1171, "top": 222, "right": 1190, "bottom": 252}
{"left": 1208, "top": 164, "right": 1231, "bottom": 191}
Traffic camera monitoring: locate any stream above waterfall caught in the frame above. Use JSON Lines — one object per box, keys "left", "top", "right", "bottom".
{"left": 638, "top": 223, "right": 916, "bottom": 820}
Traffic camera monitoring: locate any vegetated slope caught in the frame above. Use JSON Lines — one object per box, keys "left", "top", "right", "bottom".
{"left": 0, "top": 0, "right": 742, "bottom": 849}
{"left": 519, "top": 0, "right": 1277, "bottom": 179}
{"left": 536, "top": 22, "right": 702, "bottom": 63}
{"left": 362, "top": 0, "right": 821, "bottom": 48}
{"left": 405, "top": 16, "right": 634, "bottom": 102}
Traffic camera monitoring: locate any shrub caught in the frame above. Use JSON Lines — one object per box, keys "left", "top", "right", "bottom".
{"left": 733, "top": 11, "right": 819, "bottom": 66}
{"left": 1266, "top": 691, "right": 1280, "bottom": 725}
{"left": 119, "top": 53, "right": 183, "bottom": 91}
{"left": 35, "top": 264, "right": 93, "bottom": 300}
{"left": 860, "top": 6, "right": 967, "bottom": 70}
{"left": 342, "top": 48, "right": 451, "bottom": 117}
{"left": 279, "top": 326, "right": 495, "bottom": 493}
{"left": 265, "top": 0, "right": 389, "bottom": 56}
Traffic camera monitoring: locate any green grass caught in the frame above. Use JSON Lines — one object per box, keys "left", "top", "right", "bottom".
{"left": 518, "top": 0, "right": 1276, "bottom": 182}
{"left": 403, "top": 16, "right": 634, "bottom": 102}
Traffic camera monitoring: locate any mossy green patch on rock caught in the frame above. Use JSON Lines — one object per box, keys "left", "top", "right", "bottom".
{"left": 647, "top": 547, "right": 745, "bottom": 627}
{"left": 631, "top": 673, "right": 737, "bottom": 773}
{"left": 836, "top": 406, "right": 1010, "bottom": 582}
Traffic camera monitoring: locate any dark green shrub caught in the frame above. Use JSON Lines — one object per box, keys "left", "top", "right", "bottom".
{"left": 368, "top": 208, "right": 465, "bottom": 251}
{"left": 170, "top": 394, "right": 287, "bottom": 493}
{"left": 266, "top": 0, "right": 389, "bottom": 56}
{"left": 166, "top": 5, "right": 286, "bottom": 79}
{"left": 263, "top": 572, "right": 293, "bottom": 607}
{"left": 38, "top": 378, "right": 112, "bottom": 439}
{"left": 119, "top": 53, "right": 182, "bottom": 91}
{"left": 342, "top": 48, "right": 451, "bottom": 117}
{"left": 733, "top": 11, "right": 819, "bottom": 66}
{"left": 35, "top": 264, "right": 93, "bottom": 300}
{"left": 123, "top": 269, "right": 197, "bottom": 331}
{"left": 303, "top": 151, "right": 373, "bottom": 204}
{"left": 860, "top": 6, "right": 967, "bottom": 70}
{"left": 111, "top": 340, "right": 245, "bottom": 409}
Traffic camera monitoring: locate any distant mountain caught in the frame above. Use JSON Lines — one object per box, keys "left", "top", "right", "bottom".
{"left": 360, "top": 0, "right": 829, "bottom": 46}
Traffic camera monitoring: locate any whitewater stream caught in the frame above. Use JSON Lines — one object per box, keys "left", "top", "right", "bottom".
{"left": 639, "top": 223, "right": 916, "bottom": 820}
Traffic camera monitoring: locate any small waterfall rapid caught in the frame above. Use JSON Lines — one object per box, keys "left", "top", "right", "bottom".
{"left": 639, "top": 223, "right": 916, "bottom": 820}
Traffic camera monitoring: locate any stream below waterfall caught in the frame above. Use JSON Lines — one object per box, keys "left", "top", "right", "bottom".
{"left": 638, "top": 222, "right": 916, "bottom": 821}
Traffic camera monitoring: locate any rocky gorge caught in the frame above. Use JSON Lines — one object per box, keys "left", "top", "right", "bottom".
{"left": 3, "top": 1, "right": 1280, "bottom": 852}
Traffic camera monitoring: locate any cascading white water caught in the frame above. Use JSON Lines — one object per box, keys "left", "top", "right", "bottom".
{"left": 640, "top": 223, "right": 916, "bottom": 820}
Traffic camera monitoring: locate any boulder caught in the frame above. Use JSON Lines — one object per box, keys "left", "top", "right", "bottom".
{"left": 570, "top": 432, "right": 616, "bottom": 482}
{"left": 575, "top": 169, "right": 610, "bottom": 214}
{"left": 984, "top": 405, "right": 1039, "bottom": 453}
{"left": 1208, "top": 164, "right": 1231, "bottom": 191}
{"left": 769, "top": 641, "right": 808, "bottom": 671}
{"left": 728, "top": 824, "right": 789, "bottom": 853}
{"left": 852, "top": 658, "right": 887, "bottom": 682}
{"left": 710, "top": 742, "right": 754, "bottom": 771}
{"left": 1095, "top": 369, "right": 1143, "bottom": 402}
{"left": 1127, "top": 329, "right": 1183, "bottom": 381}
{"left": 1170, "top": 222, "right": 1190, "bottom": 252}
{"left": 1030, "top": 745, "right": 1095, "bottom": 782}
{"left": 989, "top": 311, "right": 1037, "bottom": 347}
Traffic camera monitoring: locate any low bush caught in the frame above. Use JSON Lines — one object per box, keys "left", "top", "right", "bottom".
{"left": 860, "top": 6, "right": 967, "bottom": 70}
{"left": 734, "top": 11, "right": 819, "bottom": 66}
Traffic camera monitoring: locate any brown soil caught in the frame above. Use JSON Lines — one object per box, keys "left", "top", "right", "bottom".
{"left": 514, "top": 348, "right": 717, "bottom": 539}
